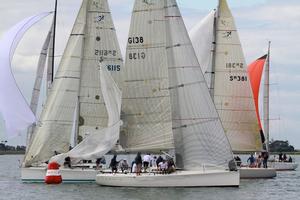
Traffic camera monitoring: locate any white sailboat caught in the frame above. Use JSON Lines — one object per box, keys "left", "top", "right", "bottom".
{"left": 190, "top": 0, "right": 276, "bottom": 178}
{"left": 22, "top": 0, "right": 124, "bottom": 182}
{"left": 96, "top": 0, "right": 239, "bottom": 187}
{"left": 248, "top": 42, "right": 298, "bottom": 171}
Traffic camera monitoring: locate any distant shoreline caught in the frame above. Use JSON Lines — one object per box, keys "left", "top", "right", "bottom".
{"left": 234, "top": 151, "right": 300, "bottom": 155}
{"left": 0, "top": 151, "right": 25, "bottom": 155}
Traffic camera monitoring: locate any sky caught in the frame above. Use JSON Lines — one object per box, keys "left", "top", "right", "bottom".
{"left": 0, "top": 0, "right": 300, "bottom": 148}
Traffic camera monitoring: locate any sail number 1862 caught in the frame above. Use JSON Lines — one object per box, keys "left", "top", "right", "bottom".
{"left": 128, "top": 37, "right": 144, "bottom": 44}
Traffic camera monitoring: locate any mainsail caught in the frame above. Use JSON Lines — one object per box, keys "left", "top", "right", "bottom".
{"left": 24, "top": 0, "right": 123, "bottom": 166}
{"left": 120, "top": 0, "right": 174, "bottom": 152}
{"left": 191, "top": 0, "right": 262, "bottom": 152}
{"left": 0, "top": 12, "right": 51, "bottom": 137}
{"left": 121, "top": 0, "right": 233, "bottom": 169}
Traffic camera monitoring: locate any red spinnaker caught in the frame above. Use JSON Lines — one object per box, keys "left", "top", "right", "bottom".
{"left": 247, "top": 54, "right": 267, "bottom": 143}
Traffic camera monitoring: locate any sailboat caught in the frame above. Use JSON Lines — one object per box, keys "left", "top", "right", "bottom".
{"left": 96, "top": 0, "right": 239, "bottom": 187}
{"left": 190, "top": 0, "right": 276, "bottom": 178}
{"left": 248, "top": 42, "right": 298, "bottom": 171}
{"left": 21, "top": 0, "right": 124, "bottom": 182}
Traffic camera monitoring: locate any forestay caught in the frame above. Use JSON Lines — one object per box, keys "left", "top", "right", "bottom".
{"left": 0, "top": 12, "right": 51, "bottom": 137}
{"left": 24, "top": 0, "right": 123, "bottom": 166}
{"left": 165, "top": 0, "right": 233, "bottom": 170}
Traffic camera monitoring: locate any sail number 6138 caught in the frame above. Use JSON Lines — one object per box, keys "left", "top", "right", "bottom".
{"left": 128, "top": 37, "right": 144, "bottom": 44}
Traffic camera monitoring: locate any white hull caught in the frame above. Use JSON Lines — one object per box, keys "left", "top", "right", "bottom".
{"left": 21, "top": 167, "right": 97, "bottom": 183}
{"left": 96, "top": 170, "right": 239, "bottom": 187}
{"left": 239, "top": 167, "right": 276, "bottom": 179}
{"left": 268, "top": 162, "right": 298, "bottom": 171}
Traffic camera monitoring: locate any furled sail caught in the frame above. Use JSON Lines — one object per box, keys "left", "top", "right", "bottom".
{"left": 24, "top": 0, "right": 123, "bottom": 166}
{"left": 191, "top": 0, "right": 262, "bottom": 152}
{"left": 247, "top": 54, "right": 268, "bottom": 144}
{"left": 0, "top": 12, "right": 51, "bottom": 137}
{"left": 50, "top": 64, "right": 122, "bottom": 164}
{"left": 165, "top": 0, "right": 233, "bottom": 169}
{"left": 119, "top": 0, "right": 174, "bottom": 152}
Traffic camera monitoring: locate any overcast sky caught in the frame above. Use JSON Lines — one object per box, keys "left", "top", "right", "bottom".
{"left": 0, "top": 0, "right": 300, "bottom": 148}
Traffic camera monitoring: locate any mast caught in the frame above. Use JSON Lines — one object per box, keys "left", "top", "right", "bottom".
{"left": 209, "top": 8, "right": 218, "bottom": 99}
{"left": 52, "top": 0, "right": 57, "bottom": 83}
{"left": 47, "top": 0, "right": 57, "bottom": 90}
{"left": 264, "top": 41, "right": 271, "bottom": 152}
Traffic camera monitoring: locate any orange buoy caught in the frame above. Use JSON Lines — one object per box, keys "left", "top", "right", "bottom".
{"left": 45, "top": 162, "right": 62, "bottom": 184}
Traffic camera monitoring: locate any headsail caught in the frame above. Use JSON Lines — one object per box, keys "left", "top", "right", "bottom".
{"left": 247, "top": 54, "right": 268, "bottom": 145}
{"left": 0, "top": 12, "right": 51, "bottom": 137}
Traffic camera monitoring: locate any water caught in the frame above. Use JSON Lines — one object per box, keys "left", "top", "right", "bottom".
{"left": 0, "top": 155, "right": 299, "bottom": 200}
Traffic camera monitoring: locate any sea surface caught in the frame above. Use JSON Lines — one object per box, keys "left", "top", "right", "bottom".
{"left": 0, "top": 155, "right": 299, "bottom": 200}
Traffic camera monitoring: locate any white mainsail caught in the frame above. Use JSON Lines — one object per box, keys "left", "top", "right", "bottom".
{"left": 0, "top": 12, "right": 51, "bottom": 137}
{"left": 24, "top": 0, "right": 123, "bottom": 166}
{"left": 191, "top": 0, "right": 262, "bottom": 152}
{"left": 120, "top": 0, "right": 174, "bottom": 152}
{"left": 121, "top": 0, "right": 233, "bottom": 169}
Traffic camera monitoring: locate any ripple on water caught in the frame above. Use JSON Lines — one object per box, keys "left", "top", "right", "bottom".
{"left": 1, "top": 155, "right": 300, "bottom": 200}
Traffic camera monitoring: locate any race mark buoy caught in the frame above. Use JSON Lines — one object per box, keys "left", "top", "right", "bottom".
{"left": 45, "top": 162, "right": 62, "bottom": 184}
